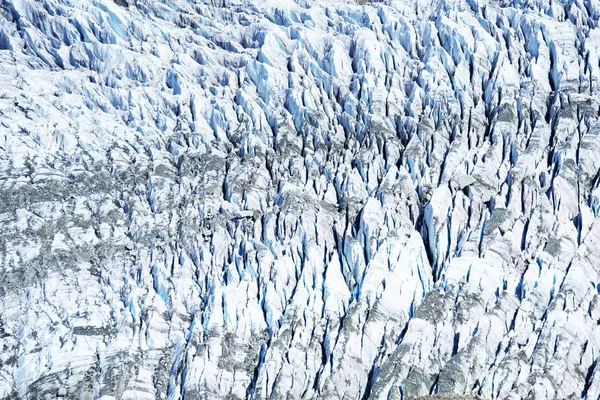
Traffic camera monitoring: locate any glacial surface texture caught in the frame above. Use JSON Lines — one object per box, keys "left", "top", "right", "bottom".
{"left": 1, "top": 0, "right": 600, "bottom": 398}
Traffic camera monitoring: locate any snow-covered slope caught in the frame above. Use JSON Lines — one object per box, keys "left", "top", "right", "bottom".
{"left": 1, "top": 0, "right": 600, "bottom": 398}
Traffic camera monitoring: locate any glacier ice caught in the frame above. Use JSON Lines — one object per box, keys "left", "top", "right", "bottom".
{"left": 1, "top": 0, "right": 600, "bottom": 399}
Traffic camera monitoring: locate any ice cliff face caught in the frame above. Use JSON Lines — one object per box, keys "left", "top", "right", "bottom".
{"left": 1, "top": 0, "right": 600, "bottom": 398}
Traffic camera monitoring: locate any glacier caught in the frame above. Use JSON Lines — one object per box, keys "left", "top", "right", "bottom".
{"left": 1, "top": 0, "right": 600, "bottom": 398}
